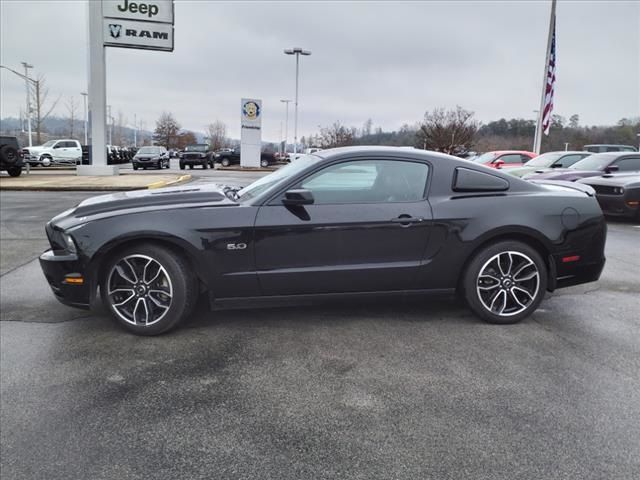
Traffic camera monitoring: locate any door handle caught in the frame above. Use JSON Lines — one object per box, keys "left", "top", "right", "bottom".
{"left": 391, "top": 215, "right": 424, "bottom": 225}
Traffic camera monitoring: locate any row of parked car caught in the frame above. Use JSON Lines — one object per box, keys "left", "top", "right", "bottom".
{"left": 465, "top": 145, "right": 639, "bottom": 220}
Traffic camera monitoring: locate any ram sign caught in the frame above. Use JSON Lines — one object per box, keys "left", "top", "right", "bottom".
{"left": 103, "top": 18, "right": 174, "bottom": 51}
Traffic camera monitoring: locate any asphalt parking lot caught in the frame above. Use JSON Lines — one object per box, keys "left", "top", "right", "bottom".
{"left": 1, "top": 174, "right": 639, "bottom": 479}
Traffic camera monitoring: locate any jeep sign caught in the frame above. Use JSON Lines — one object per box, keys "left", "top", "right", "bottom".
{"left": 102, "top": 0, "right": 174, "bottom": 24}
{"left": 103, "top": 18, "right": 174, "bottom": 51}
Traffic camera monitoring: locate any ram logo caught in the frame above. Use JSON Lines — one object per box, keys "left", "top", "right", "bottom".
{"left": 109, "top": 24, "right": 122, "bottom": 38}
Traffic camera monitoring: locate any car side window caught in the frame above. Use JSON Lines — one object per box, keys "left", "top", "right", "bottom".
{"left": 556, "top": 154, "right": 586, "bottom": 168}
{"left": 613, "top": 157, "right": 640, "bottom": 172}
{"left": 498, "top": 154, "right": 522, "bottom": 164}
{"left": 299, "top": 159, "right": 429, "bottom": 204}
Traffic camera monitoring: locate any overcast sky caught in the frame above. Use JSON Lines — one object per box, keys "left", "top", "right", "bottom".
{"left": 1, "top": 0, "right": 638, "bottom": 142}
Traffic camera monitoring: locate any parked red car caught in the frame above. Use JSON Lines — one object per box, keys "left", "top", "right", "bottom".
{"left": 472, "top": 150, "right": 537, "bottom": 169}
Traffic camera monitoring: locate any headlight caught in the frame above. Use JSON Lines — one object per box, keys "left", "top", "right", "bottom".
{"left": 61, "top": 232, "right": 77, "bottom": 253}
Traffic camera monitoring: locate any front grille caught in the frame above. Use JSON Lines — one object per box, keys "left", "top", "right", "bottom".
{"left": 592, "top": 185, "right": 622, "bottom": 195}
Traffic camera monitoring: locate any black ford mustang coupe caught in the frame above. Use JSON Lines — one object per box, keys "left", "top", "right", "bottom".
{"left": 40, "top": 147, "right": 606, "bottom": 335}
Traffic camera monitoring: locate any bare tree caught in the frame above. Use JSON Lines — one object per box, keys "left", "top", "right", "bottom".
{"left": 153, "top": 112, "right": 181, "bottom": 149}
{"left": 415, "top": 106, "right": 479, "bottom": 154}
{"left": 113, "top": 110, "right": 125, "bottom": 145}
{"left": 175, "top": 131, "right": 197, "bottom": 150}
{"left": 31, "top": 74, "right": 61, "bottom": 144}
{"left": 66, "top": 96, "right": 78, "bottom": 138}
{"left": 205, "top": 120, "right": 227, "bottom": 151}
{"left": 318, "top": 121, "right": 355, "bottom": 148}
{"left": 362, "top": 118, "right": 373, "bottom": 137}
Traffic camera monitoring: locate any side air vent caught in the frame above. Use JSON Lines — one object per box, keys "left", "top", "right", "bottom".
{"left": 452, "top": 167, "right": 510, "bottom": 192}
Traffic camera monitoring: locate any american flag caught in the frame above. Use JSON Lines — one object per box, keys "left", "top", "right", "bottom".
{"left": 542, "top": 23, "right": 556, "bottom": 135}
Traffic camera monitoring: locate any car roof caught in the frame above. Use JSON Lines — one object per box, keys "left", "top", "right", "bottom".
{"left": 588, "top": 151, "right": 639, "bottom": 158}
{"left": 313, "top": 145, "right": 458, "bottom": 162}
{"left": 540, "top": 150, "right": 590, "bottom": 155}
{"left": 488, "top": 150, "right": 537, "bottom": 155}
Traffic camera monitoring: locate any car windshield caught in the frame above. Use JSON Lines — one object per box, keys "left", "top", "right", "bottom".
{"left": 569, "top": 153, "right": 612, "bottom": 171}
{"left": 524, "top": 152, "right": 564, "bottom": 167}
{"left": 137, "top": 147, "right": 161, "bottom": 154}
{"left": 185, "top": 145, "right": 207, "bottom": 152}
{"left": 473, "top": 152, "right": 497, "bottom": 163}
{"left": 41, "top": 140, "right": 56, "bottom": 147}
{"left": 236, "top": 155, "right": 321, "bottom": 202}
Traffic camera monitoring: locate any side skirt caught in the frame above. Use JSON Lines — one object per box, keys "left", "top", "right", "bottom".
{"left": 210, "top": 288, "right": 456, "bottom": 311}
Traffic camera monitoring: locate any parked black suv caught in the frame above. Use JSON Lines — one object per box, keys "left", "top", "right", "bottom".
{"left": 180, "top": 144, "right": 213, "bottom": 169}
{"left": 0, "top": 136, "right": 24, "bottom": 177}
{"left": 215, "top": 148, "right": 275, "bottom": 168}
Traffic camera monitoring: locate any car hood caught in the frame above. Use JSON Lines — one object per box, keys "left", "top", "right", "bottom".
{"left": 508, "top": 166, "right": 554, "bottom": 177}
{"left": 577, "top": 173, "right": 640, "bottom": 188}
{"left": 524, "top": 169, "right": 601, "bottom": 182}
{"left": 52, "top": 183, "right": 237, "bottom": 230}
{"left": 24, "top": 145, "right": 48, "bottom": 154}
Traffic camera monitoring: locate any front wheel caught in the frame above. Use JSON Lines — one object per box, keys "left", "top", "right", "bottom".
{"left": 179, "top": 163, "right": 185, "bottom": 170}
{"left": 462, "top": 241, "right": 547, "bottom": 324}
{"left": 202, "top": 161, "right": 208, "bottom": 169}
{"left": 260, "top": 159, "right": 269, "bottom": 168}
{"left": 101, "top": 244, "right": 198, "bottom": 335}
{"left": 221, "top": 158, "right": 230, "bottom": 167}
{"left": 40, "top": 156, "right": 52, "bottom": 167}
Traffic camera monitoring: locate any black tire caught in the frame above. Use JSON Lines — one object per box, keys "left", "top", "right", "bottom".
{"left": 179, "top": 163, "right": 185, "bottom": 170}
{"left": 462, "top": 240, "right": 547, "bottom": 324}
{"left": 189, "top": 165, "right": 193, "bottom": 169}
{"left": 101, "top": 243, "right": 199, "bottom": 335}
{"left": 6, "top": 166, "right": 22, "bottom": 177}
{"left": 202, "top": 161, "right": 208, "bottom": 169}
{"left": 260, "top": 159, "right": 269, "bottom": 168}
{"left": 221, "top": 158, "right": 230, "bottom": 167}
{"left": 0, "top": 145, "right": 19, "bottom": 165}
{"left": 133, "top": 165, "right": 139, "bottom": 170}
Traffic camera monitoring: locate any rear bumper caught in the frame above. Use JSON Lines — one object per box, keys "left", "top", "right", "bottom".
{"left": 551, "top": 216, "right": 607, "bottom": 290}
{"left": 39, "top": 250, "right": 90, "bottom": 309}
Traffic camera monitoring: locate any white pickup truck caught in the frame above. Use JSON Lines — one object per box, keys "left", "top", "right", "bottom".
{"left": 23, "top": 139, "right": 82, "bottom": 166}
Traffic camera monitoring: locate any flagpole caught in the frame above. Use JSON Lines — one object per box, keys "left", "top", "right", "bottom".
{"left": 534, "top": 0, "right": 557, "bottom": 154}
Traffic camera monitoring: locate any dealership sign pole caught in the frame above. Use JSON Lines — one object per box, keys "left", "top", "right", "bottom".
{"left": 81, "top": 0, "right": 174, "bottom": 176}
{"left": 240, "top": 99, "right": 263, "bottom": 168}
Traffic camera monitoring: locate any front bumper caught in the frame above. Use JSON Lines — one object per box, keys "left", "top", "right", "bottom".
{"left": 595, "top": 193, "right": 640, "bottom": 219}
{"left": 39, "top": 250, "right": 91, "bottom": 309}
{"left": 133, "top": 159, "right": 160, "bottom": 167}
{"left": 181, "top": 156, "right": 207, "bottom": 164}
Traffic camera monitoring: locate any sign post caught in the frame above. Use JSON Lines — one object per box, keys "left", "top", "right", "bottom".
{"left": 240, "top": 98, "right": 262, "bottom": 168}
{"left": 79, "top": 0, "right": 174, "bottom": 176}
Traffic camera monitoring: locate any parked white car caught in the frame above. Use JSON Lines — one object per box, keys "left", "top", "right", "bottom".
{"left": 23, "top": 139, "right": 82, "bottom": 166}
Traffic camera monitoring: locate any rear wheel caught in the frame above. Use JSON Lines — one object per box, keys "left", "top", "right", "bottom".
{"left": 0, "top": 145, "right": 19, "bottom": 165}
{"left": 221, "top": 158, "right": 230, "bottom": 167}
{"left": 260, "top": 159, "right": 269, "bottom": 168}
{"left": 40, "top": 155, "right": 52, "bottom": 167}
{"left": 462, "top": 241, "right": 547, "bottom": 324}
{"left": 101, "top": 243, "right": 198, "bottom": 335}
{"left": 6, "top": 166, "right": 22, "bottom": 177}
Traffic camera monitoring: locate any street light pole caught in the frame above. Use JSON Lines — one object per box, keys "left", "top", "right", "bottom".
{"left": 284, "top": 48, "right": 311, "bottom": 155}
{"left": 1, "top": 64, "right": 37, "bottom": 147}
{"left": 80, "top": 92, "right": 88, "bottom": 145}
{"left": 280, "top": 99, "right": 291, "bottom": 153}
{"left": 21, "top": 62, "right": 33, "bottom": 147}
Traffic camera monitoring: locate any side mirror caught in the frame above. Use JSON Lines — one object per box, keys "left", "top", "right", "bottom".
{"left": 493, "top": 159, "right": 505, "bottom": 169}
{"left": 282, "top": 189, "right": 314, "bottom": 206}
{"left": 605, "top": 165, "right": 619, "bottom": 173}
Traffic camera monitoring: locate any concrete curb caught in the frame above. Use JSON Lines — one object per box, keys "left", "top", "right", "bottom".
{"left": 147, "top": 175, "right": 192, "bottom": 189}
{"left": 0, "top": 174, "right": 192, "bottom": 192}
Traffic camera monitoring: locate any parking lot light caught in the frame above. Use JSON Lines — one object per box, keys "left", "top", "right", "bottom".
{"left": 284, "top": 48, "right": 311, "bottom": 155}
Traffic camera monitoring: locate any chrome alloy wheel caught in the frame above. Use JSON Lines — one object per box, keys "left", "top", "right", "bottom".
{"left": 107, "top": 254, "right": 173, "bottom": 326}
{"left": 476, "top": 251, "right": 540, "bottom": 317}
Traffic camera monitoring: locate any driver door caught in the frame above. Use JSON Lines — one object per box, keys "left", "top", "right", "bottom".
{"left": 254, "top": 158, "right": 433, "bottom": 296}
